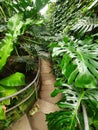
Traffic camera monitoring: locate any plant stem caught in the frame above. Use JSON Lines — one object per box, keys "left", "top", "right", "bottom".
{"left": 0, "top": 6, "right": 6, "bottom": 19}
{"left": 77, "top": 117, "right": 82, "bottom": 130}
{"left": 82, "top": 103, "right": 89, "bottom": 130}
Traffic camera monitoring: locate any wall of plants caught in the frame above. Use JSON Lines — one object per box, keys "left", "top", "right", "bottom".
{"left": 46, "top": 0, "right": 98, "bottom": 130}
{"left": 0, "top": 0, "right": 49, "bottom": 128}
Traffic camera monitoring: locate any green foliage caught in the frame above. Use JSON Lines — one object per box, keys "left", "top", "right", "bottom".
{"left": 46, "top": 84, "right": 98, "bottom": 130}
{"left": 0, "top": 14, "right": 24, "bottom": 70}
{"left": 0, "top": 0, "right": 50, "bottom": 126}
{"left": 52, "top": 36, "right": 98, "bottom": 88}
{"left": 0, "top": 72, "right": 25, "bottom": 87}
{"left": 52, "top": 0, "right": 98, "bottom": 35}
{"left": 71, "top": 16, "right": 98, "bottom": 34}
{"left": 0, "top": 72, "right": 25, "bottom": 110}
{"left": 47, "top": 0, "right": 98, "bottom": 130}
{"left": 2, "top": 0, "right": 49, "bottom": 19}
{"left": 0, "top": 105, "right": 5, "bottom": 120}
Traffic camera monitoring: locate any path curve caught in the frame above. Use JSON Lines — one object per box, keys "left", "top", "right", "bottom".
{"left": 29, "top": 58, "right": 61, "bottom": 130}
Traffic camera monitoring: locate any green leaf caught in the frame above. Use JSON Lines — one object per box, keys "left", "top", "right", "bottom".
{"left": 51, "top": 89, "right": 63, "bottom": 97}
{"left": 35, "top": 0, "right": 49, "bottom": 11}
{"left": 53, "top": 36, "right": 98, "bottom": 88}
{"left": 0, "top": 14, "right": 24, "bottom": 70}
{"left": 46, "top": 110, "right": 77, "bottom": 130}
{"left": 0, "top": 72, "right": 26, "bottom": 87}
{"left": 47, "top": 83, "right": 85, "bottom": 130}
{"left": 0, "top": 86, "right": 18, "bottom": 105}
{"left": 0, "top": 36, "right": 14, "bottom": 70}
{"left": 88, "top": 0, "right": 98, "bottom": 10}
{"left": 8, "top": 13, "right": 23, "bottom": 38}
{"left": 75, "top": 70, "right": 96, "bottom": 88}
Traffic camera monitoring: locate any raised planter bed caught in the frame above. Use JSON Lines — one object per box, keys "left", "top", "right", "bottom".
{"left": 0, "top": 57, "right": 40, "bottom": 130}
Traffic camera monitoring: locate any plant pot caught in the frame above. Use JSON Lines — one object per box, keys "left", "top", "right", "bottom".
{"left": 0, "top": 57, "right": 40, "bottom": 130}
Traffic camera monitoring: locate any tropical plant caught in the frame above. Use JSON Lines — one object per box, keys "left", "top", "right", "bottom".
{"left": 47, "top": 35, "right": 98, "bottom": 129}
{"left": 0, "top": 0, "right": 50, "bottom": 123}
{"left": 46, "top": 0, "right": 98, "bottom": 130}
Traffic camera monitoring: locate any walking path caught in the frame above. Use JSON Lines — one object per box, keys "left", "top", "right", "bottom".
{"left": 29, "top": 58, "right": 61, "bottom": 130}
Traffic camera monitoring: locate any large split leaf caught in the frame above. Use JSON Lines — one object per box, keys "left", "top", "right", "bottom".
{"left": 71, "top": 17, "right": 98, "bottom": 34}
{"left": 47, "top": 85, "right": 98, "bottom": 130}
{"left": 46, "top": 84, "right": 85, "bottom": 130}
{"left": 52, "top": 36, "right": 98, "bottom": 88}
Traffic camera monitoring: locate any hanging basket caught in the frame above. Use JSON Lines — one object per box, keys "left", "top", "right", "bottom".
{"left": 0, "top": 59, "right": 40, "bottom": 130}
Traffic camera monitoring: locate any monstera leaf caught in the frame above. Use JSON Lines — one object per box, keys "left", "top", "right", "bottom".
{"left": 52, "top": 36, "right": 98, "bottom": 88}
{"left": 71, "top": 17, "right": 98, "bottom": 34}
{"left": 46, "top": 84, "right": 84, "bottom": 130}
{"left": 46, "top": 83, "right": 98, "bottom": 130}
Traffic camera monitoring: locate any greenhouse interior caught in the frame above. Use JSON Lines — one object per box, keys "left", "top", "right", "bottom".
{"left": 0, "top": 0, "right": 98, "bottom": 130}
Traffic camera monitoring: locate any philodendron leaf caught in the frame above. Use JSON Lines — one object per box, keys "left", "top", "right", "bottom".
{"left": 46, "top": 84, "right": 85, "bottom": 130}
{"left": 0, "top": 104, "right": 6, "bottom": 120}
{"left": 0, "top": 36, "right": 14, "bottom": 70}
{"left": 8, "top": 13, "right": 23, "bottom": 39}
{"left": 0, "top": 72, "right": 26, "bottom": 87}
{"left": 52, "top": 36, "right": 98, "bottom": 88}
{"left": 0, "top": 14, "right": 23, "bottom": 70}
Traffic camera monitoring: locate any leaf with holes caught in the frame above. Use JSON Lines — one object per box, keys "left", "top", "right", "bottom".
{"left": 52, "top": 36, "right": 98, "bottom": 88}
{"left": 46, "top": 84, "right": 85, "bottom": 130}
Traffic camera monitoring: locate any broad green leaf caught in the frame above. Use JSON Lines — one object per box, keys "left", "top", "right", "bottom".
{"left": 8, "top": 13, "right": 23, "bottom": 39}
{"left": 53, "top": 36, "right": 98, "bottom": 88}
{"left": 0, "top": 14, "right": 24, "bottom": 70}
{"left": 0, "top": 72, "right": 26, "bottom": 87}
{"left": 47, "top": 86, "right": 85, "bottom": 130}
{"left": 75, "top": 70, "right": 96, "bottom": 88}
{"left": 46, "top": 111, "right": 77, "bottom": 130}
{"left": 0, "top": 36, "right": 13, "bottom": 70}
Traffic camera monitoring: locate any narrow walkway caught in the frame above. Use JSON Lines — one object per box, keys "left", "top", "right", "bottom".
{"left": 29, "top": 58, "right": 61, "bottom": 130}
